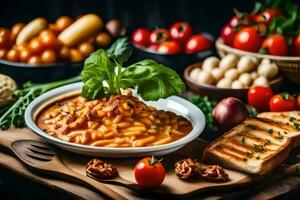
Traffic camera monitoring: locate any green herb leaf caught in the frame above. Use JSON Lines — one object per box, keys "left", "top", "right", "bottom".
{"left": 121, "top": 59, "right": 186, "bottom": 101}
{"left": 81, "top": 78, "right": 105, "bottom": 100}
{"left": 106, "top": 37, "right": 133, "bottom": 64}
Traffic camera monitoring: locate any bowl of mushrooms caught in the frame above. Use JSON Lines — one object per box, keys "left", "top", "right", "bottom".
{"left": 184, "top": 54, "right": 283, "bottom": 100}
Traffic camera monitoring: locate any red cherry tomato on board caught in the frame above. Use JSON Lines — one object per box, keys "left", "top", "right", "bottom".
{"left": 220, "top": 24, "right": 236, "bottom": 46}
{"left": 150, "top": 28, "right": 169, "bottom": 44}
{"left": 184, "top": 34, "right": 212, "bottom": 54}
{"left": 157, "top": 41, "right": 181, "bottom": 54}
{"left": 131, "top": 28, "right": 151, "bottom": 47}
{"left": 134, "top": 156, "right": 165, "bottom": 188}
{"left": 248, "top": 86, "right": 273, "bottom": 112}
{"left": 253, "top": 8, "right": 283, "bottom": 26}
{"left": 233, "top": 27, "right": 262, "bottom": 52}
{"left": 260, "top": 34, "right": 288, "bottom": 56}
{"left": 169, "top": 21, "right": 193, "bottom": 43}
{"left": 297, "top": 95, "right": 300, "bottom": 109}
{"left": 292, "top": 35, "right": 300, "bottom": 56}
{"left": 269, "top": 93, "right": 297, "bottom": 112}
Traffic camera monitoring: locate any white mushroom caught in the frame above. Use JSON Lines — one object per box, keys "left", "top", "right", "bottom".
{"left": 261, "top": 58, "right": 271, "bottom": 65}
{"left": 251, "top": 71, "right": 258, "bottom": 79}
{"left": 253, "top": 76, "right": 269, "bottom": 86}
{"left": 216, "top": 78, "right": 232, "bottom": 88}
{"left": 202, "top": 57, "right": 219, "bottom": 72}
{"left": 211, "top": 68, "right": 225, "bottom": 82}
{"left": 197, "top": 71, "right": 215, "bottom": 85}
{"left": 189, "top": 68, "right": 201, "bottom": 81}
{"left": 219, "top": 54, "right": 239, "bottom": 70}
{"left": 237, "top": 56, "right": 257, "bottom": 73}
{"left": 225, "top": 68, "right": 239, "bottom": 80}
{"left": 231, "top": 80, "right": 244, "bottom": 89}
{"left": 257, "top": 62, "right": 278, "bottom": 79}
{"left": 239, "top": 73, "right": 253, "bottom": 86}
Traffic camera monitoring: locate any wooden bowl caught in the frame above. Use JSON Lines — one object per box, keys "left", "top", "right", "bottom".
{"left": 215, "top": 38, "right": 300, "bottom": 85}
{"left": 184, "top": 62, "right": 283, "bottom": 101}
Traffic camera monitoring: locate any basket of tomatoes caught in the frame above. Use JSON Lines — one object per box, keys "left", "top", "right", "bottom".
{"left": 0, "top": 14, "right": 126, "bottom": 84}
{"left": 131, "top": 22, "right": 214, "bottom": 74}
{"left": 216, "top": 0, "right": 300, "bottom": 84}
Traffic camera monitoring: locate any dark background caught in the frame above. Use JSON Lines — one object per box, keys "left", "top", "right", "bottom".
{"left": 0, "top": 0, "right": 299, "bottom": 199}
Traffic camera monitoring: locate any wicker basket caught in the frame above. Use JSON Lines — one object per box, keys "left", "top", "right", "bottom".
{"left": 215, "top": 38, "right": 300, "bottom": 84}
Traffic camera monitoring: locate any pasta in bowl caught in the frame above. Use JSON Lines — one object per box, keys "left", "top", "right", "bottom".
{"left": 25, "top": 82, "right": 205, "bottom": 157}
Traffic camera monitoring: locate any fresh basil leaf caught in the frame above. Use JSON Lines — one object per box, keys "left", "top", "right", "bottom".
{"left": 107, "top": 37, "right": 132, "bottom": 64}
{"left": 81, "top": 49, "right": 115, "bottom": 99}
{"left": 82, "top": 78, "right": 105, "bottom": 100}
{"left": 121, "top": 59, "right": 186, "bottom": 101}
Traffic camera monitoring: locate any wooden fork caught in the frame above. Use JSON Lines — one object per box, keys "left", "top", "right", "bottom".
{"left": 0, "top": 136, "right": 128, "bottom": 200}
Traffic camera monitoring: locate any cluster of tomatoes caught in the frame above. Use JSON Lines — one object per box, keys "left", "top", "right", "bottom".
{"left": 220, "top": 8, "right": 300, "bottom": 56}
{"left": 131, "top": 22, "right": 213, "bottom": 55}
{"left": 248, "top": 86, "right": 300, "bottom": 112}
{"left": 0, "top": 16, "right": 113, "bottom": 64}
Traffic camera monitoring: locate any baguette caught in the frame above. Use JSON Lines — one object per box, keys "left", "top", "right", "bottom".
{"left": 58, "top": 14, "right": 103, "bottom": 47}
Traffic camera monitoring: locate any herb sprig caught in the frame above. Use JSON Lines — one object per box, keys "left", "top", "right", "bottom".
{"left": 81, "top": 37, "right": 186, "bottom": 101}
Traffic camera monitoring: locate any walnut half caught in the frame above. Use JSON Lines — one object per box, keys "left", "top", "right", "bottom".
{"left": 86, "top": 159, "right": 117, "bottom": 179}
{"left": 174, "top": 158, "right": 200, "bottom": 179}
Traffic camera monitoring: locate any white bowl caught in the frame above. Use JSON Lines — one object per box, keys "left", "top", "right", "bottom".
{"left": 25, "top": 82, "right": 205, "bottom": 158}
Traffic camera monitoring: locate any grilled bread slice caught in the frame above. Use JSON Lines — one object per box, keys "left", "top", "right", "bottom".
{"left": 202, "top": 117, "right": 292, "bottom": 175}
{"left": 258, "top": 111, "right": 300, "bottom": 147}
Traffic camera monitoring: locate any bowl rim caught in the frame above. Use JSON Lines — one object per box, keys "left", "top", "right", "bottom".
{"left": 25, "top": 82, "right": 206, "bottom": 153}
{"left": 132, "top": 32, "right": 215, "bottom": 56}
{"left": 216, "top": 38, "right": 300, "bottom": 61}
{"left": 0, "top": 58, "right": 83, "bottom": 68}
{"left": 184, "top": 61, "right": 284, "bottom": 92}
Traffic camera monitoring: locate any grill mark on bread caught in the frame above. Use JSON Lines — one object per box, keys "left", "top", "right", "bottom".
{"left": 215, "top": 146, "right": 245, "bottom": 162}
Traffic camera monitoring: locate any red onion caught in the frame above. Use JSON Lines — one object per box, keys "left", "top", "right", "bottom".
{"left": 213, "top": 97, "right": 249, "bottom": 131}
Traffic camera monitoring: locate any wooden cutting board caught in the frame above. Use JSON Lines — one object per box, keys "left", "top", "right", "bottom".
{"left": 0, "top": 128, "right": 262, "bottom": 198}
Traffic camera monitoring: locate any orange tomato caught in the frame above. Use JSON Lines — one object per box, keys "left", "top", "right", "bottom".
{"left": 29, "top": 37, "right": 43, "bottom": 54}
{"left": 0, "top": 28, "right": 11, "bottom": 48}
{"left": 49, "top": 23, "right": 61, "bottom": 35}
{"left": 55, "top": 16, "right": 73, "bottom": 31}
{"left": 41, "top": 49, "right": 57, "bottom": 63}
{"left": 27, "top": 55, "right": 41, "bottom": 64}
{"left": 58, "top": 46, "right": 70, "bottom": 61}
{"left": 78, "top": 42, "right": 94, "bottom": 56}
{"left": 19, "top": 47, "right": 32, "bottom": 62}
{"left": 6, "top": 49, "right": 18, "bottom": 62}
{"left": 70, "top": 49, "right": 84, "bottom": 62}
{"left": 95, "top": 32, "right": 112, "bottom": 47}
{"left": 39, "top": 30, "right": 59, "bottom": 49}
{"left": 10, "top": 23, "right": 25, "bottom": 42}
{"left": 0, "top": 49, "right": 7, "bottom": 59}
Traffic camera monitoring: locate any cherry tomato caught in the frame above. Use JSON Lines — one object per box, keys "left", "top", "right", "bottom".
{"left": 184, "top": 34, "right": 212, "bottom": 54}
{"left": 220, "top": 24, "right": 236, "bottom": 46}
{"left": 131, "top": 28, "right": 151, "bottom": 47}
{"left": 0, "top": 28, "right": 11, "bottom": 48}
{"left": 148, "top": 44, "right": 159, "bottom": 51}
{"left": 233, "top": 27, "right": 262, "bottom": 52}
{"left": 78, "top": 42, "right": 94, "bottom": 56}
{"left": 297, "top": 95, "right": 300, "bottom": 109}
{"left": 95, "top": 32, "right": 112, "bottom": 47}
{"left": 229, "top": 16, "right": 239, "bottom": 27}
{"left": 70, "top": 49, "right": 84, "bottom": 62}
{"left": 29, "top": 37, "right": 44, "bottom": 54}
{"left": 248, "top": 86, "right": 273, "bottom": 112}
{"left": 229, "top": 15, "right": 252, "bottom": 28}
{"left": 27, "top": 55, "right": 41, "bottom": 64}
{"left": 253, "top": 8, "right": 283, "bottom": 26}
{"left": 150, "top": 28, "right": 169, "bottom": 44}
{"left": 6, "top": 49, "right": 19, "bottom": 62}
{"left": 19, "top": 47, "right": 32, "bottom": 62}
{"left": 39, "top": 30, "right": 59, "bottom": 49}
{"left": 41, "top": 49, "right": 57, "bottom": 63}
{"left": 261, "top": 34, "right": 287, "bottom": 56}
{"left": 58, "top": 46, "right": 70, "bottom": 61}
{"left": 292, "top": 35, "right": 300, "bottom": 56}
{"left": 169, "top": 21, "right": 193, "bottom": 43}
{"left": 157, "top": 41, "right": 181, "bottom": 54}
{"left": 269, "top": 93, "right": 297, "bottom": 112}
{"left": 0, "top": 49, "right": 7, "bottom": 59}
{"left": 134, "top": 157, "right": 165, "bottom": 188}
{"left": 55, "top": 16, "right": 73, "bottom": 32}
{"left": 10, "top": 23, "right": 25, "bottom": 42}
